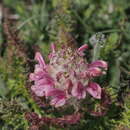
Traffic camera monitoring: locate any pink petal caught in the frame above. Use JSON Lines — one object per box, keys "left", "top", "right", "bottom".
{"left": 78, "top": 44, "right": 88, "bottom": 52}
{"left": 50, "top": 96, "right": 66, "bottom": 107}
{"left": 77, "top": 44, "right": 88, "bottom": 56}
{"left": 43, "top": 85, "right": 55, "bottom": 97}
{"left": 31, "top": 85, "right": 45, "bottom": 97}
{"left": 35, "top": 77, "right": 54, "bottom": 86}
{"left": 47, "top": 89, "right": 65, "bottom": 97}
{"left": 71, "top": 82, "right": 86, "bottom": 99}
{"left": 48, "top": 43, "right": 56, "bottom": 59}
{"left": 31, "top": 84, "right": 55, "bottom": 97}
{"left": 89, "top": 60, "right": 108, "bottom": 70}
{"left": 35, "top": 52, "right": 46, "bottom": 67}
{"left": 47, "top": 88, "right": 66, "bottom": 107}
{"left": 86, "top": 82, "right": 101, "bottom": 99}
{"left": 86, "top": 67, "right": 102, "bottom": 77}
{"left": 50, "top": 43, "right": 56, "bottom": 53}
{"left": 35, "top": 79, "right": 51, "bottom": 86}
{"left": 29, "top": 71, "right": 45, "bottom": 81}
{"left": 34, "top": 64, "right": 44, "bottom": 72}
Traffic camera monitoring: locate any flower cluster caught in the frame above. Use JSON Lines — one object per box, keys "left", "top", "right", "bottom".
{"left": 30, "top": 44, "right": 107, "bottom": 108}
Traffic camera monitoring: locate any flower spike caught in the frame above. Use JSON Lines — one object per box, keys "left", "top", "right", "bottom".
{"left": 30, "top": 44, "right": 107, "bottom": 108}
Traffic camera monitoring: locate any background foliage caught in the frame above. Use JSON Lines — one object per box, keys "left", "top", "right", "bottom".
{"left": 0, "top": 0, "right": 130, "bottom": 129}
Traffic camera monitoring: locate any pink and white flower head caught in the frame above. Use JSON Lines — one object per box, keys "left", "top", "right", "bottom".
{"left": 30, "top": 43, "right": 108, "bottom": 108}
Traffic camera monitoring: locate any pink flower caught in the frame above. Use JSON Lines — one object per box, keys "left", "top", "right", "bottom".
{"left": 50, "top": 96, "right": 66, "bottom": 107}
{"left": 86, "top": 82, "right": 102, "bottom": 99}
{"left": 47, "top": 89, "right": 65, "bottom": 96}
{"left": 48, "top": 43, "right": 56, "bottom": 59}
{"left": 35, "top": 52, "right": 46, "bottom": 68}
{"left": 89, "top": 60, "right": 108, "bottom": 70}
{"left": 31, "top": 85, "right": 45, "bottom": 97}
{"left": 50, "top": 43, "right": 56, "bottom": 53}
{"left": 86, "top": 67, "right": 102, "bottom": 77}
{"left": 30, "top": 43, "right": 107, "bottom": 108}
{"left": 77, "top": 44, "right": 88, "bottom": 56}
{"left": 49, "top": 89, "right": 66, "bottom": 107}
{"left": 71, "top": 82, "right": 86, "bottom": 99}
{"left": 35, "top": 78, "right": 54, "bottom": 86}
{"left": 29, "top": 71, "right": 47, "bottom": 81}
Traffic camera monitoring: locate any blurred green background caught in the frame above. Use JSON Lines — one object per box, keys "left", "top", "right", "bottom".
{"left": 0, "top": 0, "right": 130, "bottom": 129}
